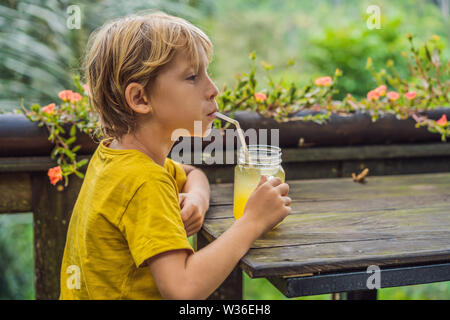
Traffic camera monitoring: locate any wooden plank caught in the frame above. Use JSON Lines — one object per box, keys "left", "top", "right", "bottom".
{"left": 202, "top": 172, "right": 450, "bottom": 278}
{"left": 241, "top": 238, "right": 450, "bottom": 278}
{"left": 0, "top": 155, "right": 91, "bottom": 173}
{"left": 0, "top": 172, "right": 32, "bottom": 213}
{"left": 177, "top": 143, "right": 450, "bottom": 165}
{"left": 282, "top": 143, "right": 450, "bottom": 162}
{"left": 203, "top": 205, "right": 450, "bottom": 249}
{"left": 207, "top": 189, "right": 450, "bottom": 219}
{"left": 208, "top": 172, "right": 450, "bottom": 206}
{"left": 342, "top": 157, "right": 450, "bottom": 178}
{"left": 206, "top": 194, "right": 450, "bottom": 220}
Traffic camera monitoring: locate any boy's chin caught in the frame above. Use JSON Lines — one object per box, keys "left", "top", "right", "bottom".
{"left": 188, "top": 122, "right": 213, "bottom": 138}
{"left": 189, "top": 129, "right": 212, "bottom": 138}
{"left": 172, "top": 121, "right": 213, "bottom": 139}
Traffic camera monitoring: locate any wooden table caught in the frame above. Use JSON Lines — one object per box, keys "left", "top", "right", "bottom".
{"left": 198, "top": 172, "right": 450, "bottom": 299}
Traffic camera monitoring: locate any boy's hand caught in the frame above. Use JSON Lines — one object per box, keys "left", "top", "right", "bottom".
{"left": 179, "top": 192, "right": 208, "bottom": 236}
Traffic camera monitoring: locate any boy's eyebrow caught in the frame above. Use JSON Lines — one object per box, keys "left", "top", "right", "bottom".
{"left": 181, "top": 58, "right": 209, "bottom": 75}
{"left": 181, "top": 65, "right": 195, "bottom": 74}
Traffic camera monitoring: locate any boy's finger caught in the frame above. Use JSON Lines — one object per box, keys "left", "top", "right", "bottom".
{"left": 275, "top": 183, "right": 289, "bottom": 196}
{"left": 179, "top": 193, "right": 187, "bottom": 206}
{"left": 268, "top": 177, "right": 282, "bottom": 187}
{"left": 186, "top": 221, "right": 201, "bottom": 236}
{"left": 180, "top": 204, "right": 194, "bottom": 222}
{"left": 282, "top": 196, "right": 292, "bottom": 206}
{"left": 185, "top": 218, "right": 201, "bottom": 233}
{"left": 256, "top": 175, "right": 268, "bottom": 188}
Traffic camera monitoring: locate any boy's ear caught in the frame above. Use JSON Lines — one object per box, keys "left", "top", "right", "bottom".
{"left": 125, "top": 82, "right": 152, "bottom": 114}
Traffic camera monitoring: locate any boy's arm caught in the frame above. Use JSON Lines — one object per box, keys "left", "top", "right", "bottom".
{"left": 146, "top": 214, "right": 260, "bottom": 300}
{"left": 147, "top": 171, "right": 290, "bottom": 300}
{"left": 179, "top": 164, "right": 210, "bottom": 236}
{"left": 180, "top": 164, "right": 210, "bottom": 207}
{"left": 150, "top": 164, "right": 252, "bottom": 300}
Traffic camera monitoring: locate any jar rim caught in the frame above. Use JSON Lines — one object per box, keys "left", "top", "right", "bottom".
{"left": 244, "top": 144, "right": 281, "bottom": 151}
{"left": 238, "top": 144, "right": 282, "bottom": 166}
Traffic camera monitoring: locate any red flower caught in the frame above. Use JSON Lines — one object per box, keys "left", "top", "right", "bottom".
{"left": 42, "top": 103, "right": 55, "bottom": 114}
{"left": 436, "top": 114, "right": 447, "bottom": 126}
{"left": 48, "top": 166, "right": 63, "bottom": 185}
{"left": 254, "top": 92, "right": 267, "bottom": 102}
{"left": 387, "top": 91, "right": 400, "bottom": 101}
{"left": 314, "top": 76, "right": 332, "bottom": 87}
{"left": 404, "top": 91, "right": 417, "bottom": 100}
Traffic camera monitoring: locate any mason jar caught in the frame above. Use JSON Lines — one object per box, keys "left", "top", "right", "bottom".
{"left": 233, "top": 145, "right": 285, "bottom": 221}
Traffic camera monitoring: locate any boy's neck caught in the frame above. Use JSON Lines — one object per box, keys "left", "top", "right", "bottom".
{"left": 109, "top": 126, "right": 175, "bottom": 168}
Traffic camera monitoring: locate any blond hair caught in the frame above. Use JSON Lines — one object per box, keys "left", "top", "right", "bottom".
{"left": 84, "top": 11, "right": 213, "bottom": 141}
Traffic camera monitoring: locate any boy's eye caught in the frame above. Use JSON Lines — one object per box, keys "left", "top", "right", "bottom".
{"left": 187, "top": 74, "right": 198, "bottom": 81}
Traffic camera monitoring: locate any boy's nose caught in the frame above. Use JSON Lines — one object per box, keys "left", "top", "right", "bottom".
{"left": 206, "top": 78, "right": 219, "bottom": 101}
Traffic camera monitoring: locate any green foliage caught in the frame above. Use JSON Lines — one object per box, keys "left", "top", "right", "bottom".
{"left": 215, "top": 52, "right": 341, "bottom": 129}
{"left": 215, "top": 35, "right": 450, "bottom": 141}
{"left": 0, "top": 0, "right": 204, "bottom": 113}
{"left": 0, "top": 214, "right": 34, "bottom": 300}
{"left": 308, "top": 18, "right": 408, "bottom": 99}
{"left": 361, "top": 34, "right": 450, "bottom": 141}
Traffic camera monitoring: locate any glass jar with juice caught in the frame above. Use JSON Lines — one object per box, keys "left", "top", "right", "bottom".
{"left": 233, "top": 145, "right": 285, "bottom": 221}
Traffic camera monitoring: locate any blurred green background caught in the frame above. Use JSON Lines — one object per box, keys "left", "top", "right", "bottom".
{"left": 0, "top": 0, "right": 449, "bottom": 299}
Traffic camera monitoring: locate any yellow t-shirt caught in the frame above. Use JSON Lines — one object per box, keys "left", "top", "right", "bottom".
{"left": 59, "top": 138, "right": 193, "bottom": 300}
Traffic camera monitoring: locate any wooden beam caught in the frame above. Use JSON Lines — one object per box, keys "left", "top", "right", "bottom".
{"left": 0, "top": 172, "right": 32, "bottom": 213}
{"left": 31, "top": 172, "right": 84, "bottom": 300}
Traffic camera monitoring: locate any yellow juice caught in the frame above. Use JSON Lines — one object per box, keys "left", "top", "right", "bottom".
{"left": 233, "top": 164, "right": 285, "bottom": 220}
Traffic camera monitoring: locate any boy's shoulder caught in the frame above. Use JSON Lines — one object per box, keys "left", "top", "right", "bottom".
{"left": 90, "top": 139, "right": 185, "bottom": 193}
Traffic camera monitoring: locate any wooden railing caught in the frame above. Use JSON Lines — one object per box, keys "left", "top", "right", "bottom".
{"left": 1, "top": 114, "right": 450, "bottom": 299}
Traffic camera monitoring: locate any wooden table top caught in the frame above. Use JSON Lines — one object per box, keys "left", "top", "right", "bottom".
{"left": 201, "top": 172, "right": 450, "bottom": 278}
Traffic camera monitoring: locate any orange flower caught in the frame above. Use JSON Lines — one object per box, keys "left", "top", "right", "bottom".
{"left": 42, "top": 103, "right": 55, "bottom": 114}
{"left": 436, "top": 114, "right": 447, "bottom": 126}
{"left": 374, "top": 85, "right": 386, "bottom": 96}
{"left": 48, "top": 166, "right": 63, "bottom": 186}
{"left": 367, "top": 89, "right": 380, "bottom": 101}
{"left": 70, "top": 92, "right": 82, "bottom": 103}
{"left": 314, "top": 76, "right": 332, "bottom": 87}
{"left": 254, "top": 92, "right": 267, "bottom": 102}
{"left": 58, "top": 90, "right": 73, "bottom": 101}
{"left": 404, "top": 91, "right": 417, "bottom": 100}
{"left": 387, "top": 91, "right": 400, "bottom": 101}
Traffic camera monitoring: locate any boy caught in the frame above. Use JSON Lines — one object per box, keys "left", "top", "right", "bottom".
{"left": 60, "top": 11, "right": 291, "bottom": 300}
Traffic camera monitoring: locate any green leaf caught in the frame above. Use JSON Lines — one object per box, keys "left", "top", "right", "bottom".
{"left": 62, "top": 149, "right": 75, "bottom": 161}
{"left": 66, "top": 136, "right": 76, "bottom": 146}
{"left": 31, "top": 104, "right": 40, "bottom": 112}
{"left": 70, "top": 124, "right": 77, "bottom": 137}
{"left": 76, "top": 159, "right": 89, "bottom": 168}
{"left": 74, "top": 171, "right": 85, "bottom": 179}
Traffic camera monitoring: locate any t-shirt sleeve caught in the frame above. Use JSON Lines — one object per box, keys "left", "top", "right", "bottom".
{"left": 165, "top": 158, "right": 187, "bottom": 193}
{"left": 119, "top": 178, "right": 193, "bottom": 268}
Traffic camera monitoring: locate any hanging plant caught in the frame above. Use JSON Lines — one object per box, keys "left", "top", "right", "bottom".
{"left": 18, "top": 75, "right": 102, "bottom": 189}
